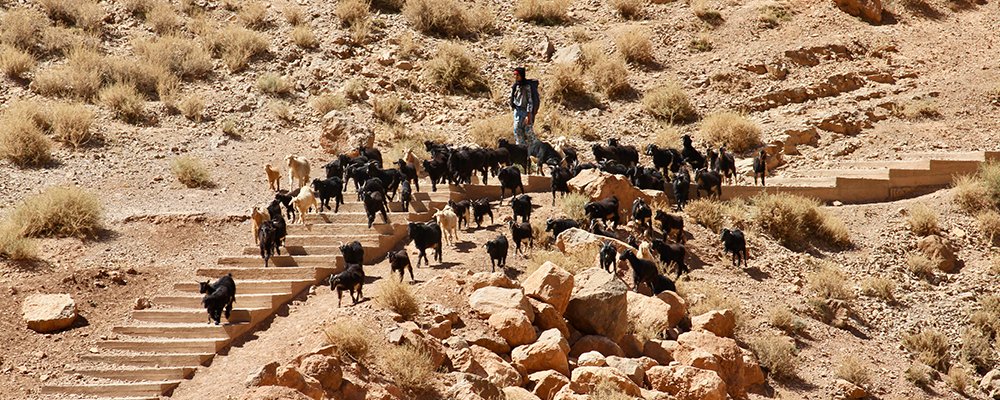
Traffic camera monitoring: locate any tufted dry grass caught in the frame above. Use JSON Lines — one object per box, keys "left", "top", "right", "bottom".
{"left": 836, "top": 356, "right": 871, "bottom": 388}
{"left": 642, "top": 83, "right": 696, "bottom": 124}
{"left": 614, "top": 28, "right": 653, "bottom": 64}
{"left": 751, "top": 334, "right": 797, "bottom": 379}
{"left": 902, "top": 328, "right": 951, "bottom": 371}
{"left": 7, "top": 186, "right": 102, "bottom": 239}
{"left": 374, "top": 278, "right": 420, "bottom": 320}
{"left": 0, "top": 109, "right": 52, "bottom": 167}
{"left": 701, "top": 112, "right": 762, "bottom": 153}
{"left": 515, "top": 0, "right": 570, "bottom": 25}
{"left": 906, "top": 203, "right": 939, "bottom": 236}
{"left": 423, "top": 43, "right": 485, "bottom": 93}
{"left": 171, "top": 156, "right": 213, "bottom": 188}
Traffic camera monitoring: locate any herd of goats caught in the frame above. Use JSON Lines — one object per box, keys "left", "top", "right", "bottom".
{"left": 198, "top": 135, "right": 761, "bottom": 324}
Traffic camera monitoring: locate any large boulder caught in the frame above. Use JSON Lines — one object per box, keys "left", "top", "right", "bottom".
{"left": 319, "top": 111, "right": 374, "bottom": 155}
{"left": 528, "top": 370, "right": 570, "bottom": 400}
{"left": 523, "top": 262, "right": 574, "bottom": 315}
{"left": 246, "top": 361, "right": 280, "bottom": 387}
{"left": 656, "top": 291, "right": 688, "bottom": 327}
{"left": 22, "top": 294, "right": 77, "bottom": 333}
{"left": 605, "top": 356, "right": 657, "bottom": 387}
{"left": 691, "top": 309, "right": 736, "bottom": 338}
{"left": 453, "top": 345, "right": 523, "bottom": 388}
{"left": 564, "top": 268, "right": 629, "bottom": 342}
{"left": 916, "top": 234, "right": 959, "bottom": 273}
{"left": 673, "top": 332, "right": 765, "bottom": 398}
{"left": 275, "top": 366, "right": 324, "bottom": 400}
{"left": 298, "top": 354, "right": 343, "bottom": 390}
{"left": 445, "top": 372, "right": 503, "bottom": 400}
{"left": 833, "top": 0, "right": 882, "bottom": 24}
{"left": 528, "top": 298, "right": 570, "bottom": 338}
{"left": 503, "top": 386, "right": 542, "bottom": 400}
{"left": 567, "top": 169, "right": 669, "bottom": 222}
{"left": 643, "top": 339, "right": 678, "bottom": 365}
{"left": 569, "top": 335, "right": 625, "bottom": 358}
{"left": 463, "top": 329, "right": 511, "bottom": 354}
{"left": 569, "top": 366, "right": 642, "bottom": 397}
{"left": 645, "top": 365, "right": 727, "bottom": 400}
{"left": 469, "top": 287, "right": 535, "bottom": 322}
{"left": 626, "top": 291, "right": 676, "bottom": 338}
{"left": 552, "top": 44, "right": 582, "bottom": 65}
{"left": 488, "top": 310, "right": 538, "bottom": 347}
{"left": 512, "top": 329, "right": 571, "bottom": 376}
{"left": 469, "top": 272, "right": 518, "bottom": 290}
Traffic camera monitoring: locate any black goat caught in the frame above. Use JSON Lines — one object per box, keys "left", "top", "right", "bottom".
{"left": 358, "top": 146, "right": 383, "bottom": 167}
{"left": 423, "top": 153, "right": 449, "bottom": 192}
{"left": 651, "top": 238, "right": 688, "bottom": 279}
{"left": 508, "top": 220, "right": 533, "bottom": 256}
{"left": 628, "top": 166, "right": 666, "bottom": 191}
{"left": 649, "top": 274, "right": 676, "bottom": 295}
{"left": 497, "top": 166, "right": 524, "bottom": 200}
{"left": 363, "top": 190, "right": 389, "bottom": 228}
{"left": 654, "top": 210, "right": 685, "bottom": 243}
{"left": 408, "top": 221, "right": 443, "bottom": 267}
{"left": 721, "top": 228, "right": 748, "bottom": 268}
{"left": 388, "top": 250, "right": 414, "bottom": 283}
{"left": 599, "top": 241, "right": 617, "bottom": 273}
{"left": 484, "top": 148, "right": 511, "bottom": 182}
{"left": 694, "top": 168, "right": 722, "bottom": 199}
{"left": 447, "top": 147, "right": 485, "bottom": 185}
{"left": 598, "top": 160, "right": 630, "bottom": 176}
{"left": 631, "top": 198, "right": 653, "bottom": 234}
{"left": 361, "top": 177, "right": 388, "bottom": 207}
{"left": 258, "top": 220, "right": 280, "bottom": 268}
{"left": 399, "top": 180, "right": 412, "bottom": 212}
{"left": 620, "top": 249, "right": 658, "bottom": 293}
{"left": 472, "top": 199, "right": 494, "bottom": 228}
{"left": 590, "top": 220, "right": 617, "bottom": 240}
{"left": 345, "top": 162, "right": 370, "bottom": 196}
{"left": 498, "top": 138, "right": 529, "bottom": 172}
{"left": 528, "top": 139, "right": 561, "bottom": 176}
{"left": 200, "top": 274, "right": 236, "bottom": 325}
{"left": 448, "top": 199, "right": 472, "bottom": 229}
{"left": 550, "top": 166, "right": 572, "bottom": 206}
{"left": 484, "top": 234, "right": 509, "bottom": 272}
{"left": 424, "top": 140, "right": 450, "bottom": 156}
{"left": 323, "top": 159, "right": 344, "bottom": 180}
{"left": 672, "top": 168, "right": 691, "bottom": 211}
{"left": 339, "top": 240, "right": 365, "bottom": 265}
{"left": 573, "top": 162, "right": 599, "bottom": 176}
{"left": 510, "top": 194, "right": 532, "bottom": 224}
{"left": 707, "top": 147, "right": 718, "bottom": 170}
{"left": 681, "top": 135, "right": 706, "bottom": 170}
{"left": 753, "top": 150, "right": 767, "bottom": 186}
{"left": 329, "top": 263, "right": 365, "bottom": 307}
{"left": 395, "top": 159, "right": 420, "bottom": 192}
{"left": 645, "top": 144, "right": 682, "bottom": 176}
{"left": 274, "top": 188, "right": 300, "bottom": 221}
{"left": 545, "top": 218, "right": 579, "bottom": 240}
{"left": 592, "top": 139, "right": 639, "bottom": 167}
{"left": 717, "top": 147, "right": 737, "bottom": 184}
{"left": 560, "top": 144, "right": 578, "bottom": 169}
{"left": 584, "top": 196, "right": 620, "bottom": 228}
{"left": 367, "top": 162, "right": 403, "bottom": 201}
{"left": 312, "top": 177, "right": 344, "bottom": 213}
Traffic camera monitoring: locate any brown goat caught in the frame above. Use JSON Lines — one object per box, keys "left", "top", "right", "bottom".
{"left": 265, "top": 163, "right": 281, "bottom": 191}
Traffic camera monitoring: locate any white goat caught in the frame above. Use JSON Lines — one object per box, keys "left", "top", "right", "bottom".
{"left": 434, "top": 206, "right": 460, "bottom": 245}
{"left": 292, "top": 186, "right": 318, "bottom": 224}
{"left": 285, "top": 155, "right": 310, "bottom": 188}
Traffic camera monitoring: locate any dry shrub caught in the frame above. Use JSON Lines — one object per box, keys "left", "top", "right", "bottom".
{"left": 292, "top": 25, "right": 318, "bottom": 49}
{"left": 701, "top": 112, "right": 761, "bottom": 153}
{"left": 514, "top": 0, "right": 570, "bottom": 25}
{"left": 902, "top": 328, "right": 951, "bottom": 371}
{"left": 0, "top": 225, "right": 37, "bottom": 261}
{"left": 906, "top": 253, "right": 937, "bottom": 281}
{"left": 528, "top": 249, "right": 594, "bottom": 275}
{"left": 48, "top": 102, "right": 94, "bottom": 147}
{"left": 590, "top": 381, "right": 634, "bottom": 400}
{"left": 609, "top": 0, "right": 644, "bottom": 19}
{"left": 750, "top": 335, "right": 797, "bottom": 379}
{"left": 860, "top": 276, "right": 895, "bottom": 302}
{"left": 905, "top": 363, "right": 935, "bottom": 386}
{"left": 691, "top": 0, "right": 722, "bottom": 23}
{"left": 205, "top": 24, "right": 268, "bottom": 72}
{"left": 371, "top": 0, "right": 405, "bottom": 11}
{"left": 615, "top": 28, "right": 653, "bottom": 64}
{"left": 270, "top": 101, "right": 293, "bottom": 123}
{"left": 373, "top": 95, "right": 406, "bottom": 124}
{"left": 758, "top": 1, "right": 790, "bottom": 28}
{"left": 99, "top": 83, "right": 145, "bottom": 122}
{"left": 750, "top": 193, "right": 850, "bottom": 249}
{"left": 257, "top": 73, "right": 292, "bottom": 96}
{"left": 0, "top": 44, "right": 35, "bottom": 78}
{"left": 540, "top": 110, "right": 598, "bottom": 141}
{"left": 906, "top": 203, "right": 939, "bottom": 236}
{"left": 677, "top": 281, "right": 743, "bottom": 327}
{"left": 376, "top": 343, "right": 437, "bottom": 392}
{"left": 8, "top": 186, "right": 102, "bottom": 238}
{"left": 38, "top": 0, "right": 104, "bottom": 32}
{"left": 324, "top": 319, "right": 372, "bottom": 360}
{"left": 171, "top": 156, "right": 213, "bottom": 188}
{"left": 32, "top": 46, "right": 105, "bottom": 100}
{"left": 0, "top": 8, "right": 48, "bottom": 53}
{"left": 589, "top": 56, "right": 630, "bottom": 99}
{"left": 466, "top": 5, "right": 497, "bottom": 35}
{"left": 179, "top": 95, "right": 205, "bottom": 121}
{"left": 132, "top": 37, "right": 210, "bottom": 83}
{"left": 960, "top": 329, "right": 995, "bottom": 374}
{"left": 238, "top": 2, "right": 268, "bottom": 29}
{"left": 977, "top": 210, "right": 1000, "bottom": 242}
{"left": 969, "top": 295, "right": 1000, "bottom": 339}
{"left": 642, "top": 83, "right": 696, "bottom": 124}
{"left": 897, "top": 100, "right": 941, "bottom": 120}
{"left": 688, "top": 35, "right": 713, "bottom": 52}
{"left": 0, "top": 114, "right": 51, "bottom": 167}
{"left": 684, "top": 198, "right": 725, "bottom": 232}
{"left": 979, "top": 162, "right": 1000, "bottom": 206}
{"left": 654, "top": 126, "right": 682, "bottom": 149}
{"left": 395, "top": 32, "right": 419, "bottom": 60}
{"left": 501, "top": 39, "right": 529, "bottom": 60}
{"left": 310, "top": 94, "right": 347, "bottom": 116}
{"left": 768, "top": 307, "right": 805, "bottom": 335}
{"left": 546, "top": 63, "right": 596, "bottom": 109}
{"left": 283, "top": 5, "right": 306, "bottom": 25}
{"left": 423, "top": 43, "right": 485, "bottom": 93}
{"left": 561, "top": 193, "right": 590, "bottom": 224}
{"left": 945, "top": 365, "right": 970, "bottom": 394}
{"left": 336, "top": 0, "right": 370, "bottom": 27}
{"left": 952, "top": 175, "right": 993, "bottom": 213}
{"left": 374, "top": 278, "right": 420, "bottom": 320}
{"left": 220, "top": 118, "right": 239, "bottom": 137}
{"left": 835, "top": 356, "right": 871, "bottom": 388}
{"left": 403, "top": 0, "right": 471, "bottom": 37}
{"left": 146, "top": 1, "right": 180, "bottom": 34}
{"left": 806, "top": 261, "right": 852, "bottom": 301}
{"left": 468, "top": 115, "right": 509, "bottom": 147}
{"left": 343, "top": 78, "right": 367, "bottom": 102}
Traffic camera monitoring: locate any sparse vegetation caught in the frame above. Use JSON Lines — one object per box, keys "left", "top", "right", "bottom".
{"left": 768, "top": 307, "right": 806, "bottom": 335}
{"left": 47, "top": 102, "right": 95, "bottom": 147}
{"left": 0, "top": 112, "right": 52, "bottom": 168}
{"left": 0, "top": 225, "right": 37, "bottom": 261}
{"left": 336, "top": 0, "right": 370, "bottom": 28}
{"left": 615, "top": 28, "right": 653, "bottom": 64}
{"left": 906, "top": 253, "right": 937, "bottom": 281}
{"left": 171, "top": 156, "right": 213, "bottom": 188}
{"left": 515, "top": 0, "right": 570, "bottom": 25}
{"left": 689, "top": 35, "right": 713, "bottom": 52}
{"left": 179, "top": 96, "right": 205, "bottom": 122}
{"left": 403, "top": 0, "right": 473, "bottom": 37}
{"left": 546, "top": 63, "right": 597, "bottom": 109}
{"left": 959, "top": 329, "right": 995, "bottom": 374}
{"left": 897, "top": 100, "right": 941, "bottom": 120}
{"left": 654, "top": 126, "right": 682, "bottom": 149}
{"left": 589, "top": 56, "right": 630, "bottom": 99}
{"left": 395, "top": 32, "right": 420, "bottom": 60}
{"left": 374, "top": 278, "right": 420, "bottom": 320}
{"left": 684, "top": 199, "right": 726, "bottom": 232}
{"left": 135, "top": 36, "right": 213, "bottom": 81}
{"left": 291, "top": 25, "right": 318, "bottom": 49}
{"left": 7, "top": 186, "right": 102, "bottom": 239}
{"left": 343, "top": 78, "right": 368, "bottom": 102}
{"left": 0, "top": 8, "right": 49, "bottom": 53}
{"left": 806, "top": 261, "right": 853, "bottom": 301}
{"left": 468, "top": 115, "right": 509, "bottom": 147}
{"left": 256, "top": 73, "right": 292, "bottom": 96}
{"left": 749, "top": 193, "right": 851, "bottom": 248}
{"left": 38, "top": 0, "right": 104, "bottom": 32}
{"left": 282, "top": 5, "right": 306, "bottom": 25}
{"left": 692, "top": 0, "right": 722, "bottom": 23}
{"left": 642, "top": 83, "right": 696, "bottom": 124}
{"left": 902, "top": 328, "right": 951, "bottom": 371}
{"left": 99, "top": 83, "right": 145, "bottom": 122}
{"left": 561, "top": 193, "right": 590, "bottom": 224}
{"left": 372, "top": 95, "right": 407, "bottom": 124}
{"left": 237, "top": 2, "right": 269, "bottom": 29}
{"left": 750, "top": 335, "right": 797, "bottom": 379}
{"left": 423, "top": 43, "right": 485, "bottom": 93}
{"left": 905, "top": 363, "right": 936, "bottom": 386}
{"left": 324, "top": 319, "right": 372, "bottom": 360}
{"left": 945, "top": 365, "right": 970, "bottom": 394}
{"left": 540, "top": 110, "right": 599, "bottom": 141}
{"left": 758, "top": 1, "right": 790, "bottom": 28}
{"left": 270, "top": 101, "right": 293, "bottom": 123}
{"left": 835, "top": 356, "right": 871, "bottom": 388}
{"left": 591, "top": 381, "right": 635, "bottom": 400}
{"left": 146, "top": 1, "right": 180, "bottom": 34}
{"left": 977, "top": 210, "right": 1000, "bottom": 242}
{"left": 376, "top": 343, "right": 437, "bottom": 392}
{"left": 0, "top": 44, "right": 35, "bottom": 78}
{"left": 528, "top": 249, "right": 594, "bottom": 276}
{"left": 677, "top": 281, "right": 744, "bottom": 329}
{"left": 204, "top": 24, "right": 268, "bottom": 72}
{"left": 861, "top": 276, "right": 895, "bottom": 302}
{"left": 906, "top": 203, "right": 939, "bottom": 236}
{"left": 609, "top": 0, "right": 644, "bottom": 20}
{"left": 310, "top": 94, "right": 347, "bottom": 116}
{"left": 700, "top": 112, "right": 762, "bottom": 153}
{"left": 952, "top": 175, "right": 994, "bottom": 213}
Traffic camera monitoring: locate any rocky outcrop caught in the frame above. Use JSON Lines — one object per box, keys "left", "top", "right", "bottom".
{"left": 469, "top": 286, "right": 535, "bottom": 321}
{"left": 605, "top": 356, "right": 657, "bottom": 387}
{"left": 569, "top": 335, "right": 625, "bottom": 358}
{"left": 528, "top": 298, "right": 570, "bottom": 338}
{"left": 319, "top": 111, "right": 374, "bottom": 155}
{"left": 691, "top": 309, "right": 736, "bottom": 338}
{"left": 567, "top": 169, "right": 668, "bottom": 223}
{"left": 645, "top": 365, "right": 727, "bottom": 400}
{"left": 673, "top": 332, "right": 765, "bottom": 398}
{"left": 469, "top": 272, "right": 518, "bottom": 291}
{"left": 625, "top": 291, "right": 677, "bottom": 337}
{"left": 522, "top": 261, "right": 574, "bottom": 315}
{"left": 488, "top": 310, "right": 538, "bottom": 347}
{"left": 22, "top": 294, "right": 77, "bottom": 333}
{"left": 917, "top": 234, "right": 959, "bottom": 273}
{"left": 833, "top": 0, "right": 882, "bottom": 24}
{"left": 528, "top": 370, "right": 570, "bottom": 400}
{"left": 512, "top": 329, "right": 571, "bottom": 376}
{"left": 569, "top": 366, "right": 642, "bottom": 396}
{"left": 564, "top": 268, "right": 629, "bottom": 342}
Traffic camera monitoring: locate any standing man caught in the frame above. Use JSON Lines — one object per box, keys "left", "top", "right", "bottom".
{"left": 510, "top": 67, "right": 540, "bottom": 146}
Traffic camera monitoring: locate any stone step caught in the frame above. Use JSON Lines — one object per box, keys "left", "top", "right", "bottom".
{"left": 299, "top": 212, "right": 401, "bottom": 225}
{"left": 174, "top": 279, "right": 313, "bottom": 295}
{"left": 285, "top": 222, "right": 394, "bottom": 236}
{"left": 796, "top": 168, "right": 891, "bottom": 179}
{"left": 113, "top": 323, "right": 251, "bottom": 340}
{"left": 97, "top": 338, "right": 228, "bottom": 354}
{"left": 71, "top": 367, "right": 196, "bottom": 381}
{"left": 197, "top": 266, "right": 329, "bottom": 281}
{"left": 284, "top": 234, "right": 383, "bottom": 247}
{"left": 132, "top": 308, "right": 267, "bottom": 324}
{"left": 152, "top": 293, "right": 285, "bottom": 309}
{"left": 216, "top": 255, "right": 344, "bottom": 270}
{"left": 41, "top": 381, "right": 181, "bottom": 397}
{"left": 764, "top": 176, "right": 838, "bottom": 187}
{"left": 241, "top": 244, "right": 380, "bottom": 257}
{"left": 80, "top": 353, "right": 214, "bottom": 368}
{"left": 306, "top": 200, "right": 414, "bottom": 214}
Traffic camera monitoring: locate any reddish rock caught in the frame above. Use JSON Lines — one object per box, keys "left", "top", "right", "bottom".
{"left": 917, "top": 234, "right": 959, "bottom": 273}
{"left": 833, "top": 0, "right": 882, "bottom": 24}
{"left": 645, "top": 365, "right": 727, "bottom": 400}
{"left": 512, "top": 329, "right": 571, "bottom": 376}
{"left": 564, "top": 268, "right": 629, "bottom": 342}
{"left": 469, "top": 287, "right": 535, "bottom": 321}
{"left": 528, "top": 298, "right": 570, "bottom": 338}
{"left": 691, "top": 309, "right": 736, "bottom": 338}
{"left": 570, "top": 335, "right": 625, "bottom": 358}
{"left": 569, "top": 366, "right": 642, "bottom": 396}
{"left": 673, "top": 332, "right": 765, "bottom": 398}
{"left": 298, "top": 354, "right": 342, "bottom": 390}
{"left": 488, "top": 310, "right": 538, "bottom": 347}
{"left": 643, "top": 339, "right": 677, "bottom": 366}
{"left": 527, "top": 370, "right": 570, "bottom": 400}
{"left": 522, "top": 261, "right": 575, "bottom": 314}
